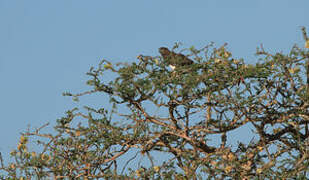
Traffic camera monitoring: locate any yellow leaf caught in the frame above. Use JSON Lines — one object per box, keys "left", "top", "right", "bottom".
{"left": 247, "top": 152, "right": 255, "bottom": 159}
{"left": 233, "top": 59, "right": 240, "bottom": 64}
{"left": 228, "top": 152, "right": 236, "bottom": 161}
{"left": 273, "top": 128, "right": 281, "bottom": 134}
{"left": 256, "top": 168, "right": 263, "bottom": 174}
{"left": 104, "top": 63, "right": 112, "bottom": 69}
{"left": 20, "top": 136, "right": 28, "bottom": 144}
{"left": 289, "top": 66, "right": 300, "bottom": 74}
{"left": 31, "top": 152, "right": 37, "bottom": 157}
{"left": 10, "top": 150, "right": 17, "bottom": 156}
{"left": 135, "top": 169, "right": 142, "bottom": 177}
{"left": 154, "top": 166, "right": 160, "bottom": 172}
{"left": 41, "top": 154, "right": 51, "bottom": 162}
{"left": 223, "top": 51, "right": 231, "bottom": 58}
{"left": 224, "top": 165, "right": 233, "bottom": 173}
{"left": 288, "top": 121, "right": 297, "bottom": 127}
{"left": 75, "top": 130, "right": 81, "bottom": 136}
{"left": 241, "top": 161, "right": 252, "bottom": 171}
{"left": 10, "top": 163, "right": 16, "bottom": 169}
{"left": 154, "top": 59, "right": 159, "bottom": 65}
{"left": 215, "top": 58, "right": 222, "bottom": 63}
{"left": 305, "top": 40, "right": 309, "bottom": 49}
{"left": 17, "top": 143, "right": 24, "bottom": 151}
{"left": 136, "top": 55, "right": 142, "bottom": 60}
{"left": 257, "top": 146, "right": 264, "bottom": 152}
{"left": 288, "top": 68, "right": 295, "bottom": 74}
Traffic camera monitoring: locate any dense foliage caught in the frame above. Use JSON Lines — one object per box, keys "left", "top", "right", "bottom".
{"left": 1, "top": 28, "right": 309, "bottom": 179}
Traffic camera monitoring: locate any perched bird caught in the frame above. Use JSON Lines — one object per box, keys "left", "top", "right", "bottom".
{"left": 159, "top": 47, "right": 193, "bottom": 70}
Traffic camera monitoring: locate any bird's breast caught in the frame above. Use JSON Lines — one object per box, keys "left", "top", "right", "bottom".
{"left": 169, "top": 65, "right": 176, "bottom": 70}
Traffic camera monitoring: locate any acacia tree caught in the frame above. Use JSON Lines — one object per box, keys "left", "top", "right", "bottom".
{"left": 1, "top": 28, "right": 309, "bottom": 179}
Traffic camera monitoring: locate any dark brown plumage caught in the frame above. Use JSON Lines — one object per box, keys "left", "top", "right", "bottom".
{"left": 159, "top": 47, "right": 193, "bottom": 70}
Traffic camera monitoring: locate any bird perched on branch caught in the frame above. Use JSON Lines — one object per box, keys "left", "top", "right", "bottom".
{"left": 159, "top": 47, "right": 194, "bottom": 70}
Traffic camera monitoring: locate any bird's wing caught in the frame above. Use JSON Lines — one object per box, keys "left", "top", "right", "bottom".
{"left": 175, "top": 53, "right": 193, "bottom": 66}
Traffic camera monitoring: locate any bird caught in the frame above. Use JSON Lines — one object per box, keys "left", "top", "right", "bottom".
{"left": 158, "top": 47, "right": 193, "bottom": 70}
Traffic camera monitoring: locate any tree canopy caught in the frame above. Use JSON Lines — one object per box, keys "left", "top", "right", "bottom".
{"left": 1, "top": 28, "right": 309, "bottom": 179}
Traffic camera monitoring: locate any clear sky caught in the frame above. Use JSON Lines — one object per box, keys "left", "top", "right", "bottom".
{"left": 0, "top": 0, "right": 308, "bottom": 164}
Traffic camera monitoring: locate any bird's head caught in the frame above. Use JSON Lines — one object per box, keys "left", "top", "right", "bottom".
{"left": 159, "top": 47, "right": 170, "bottom": 57}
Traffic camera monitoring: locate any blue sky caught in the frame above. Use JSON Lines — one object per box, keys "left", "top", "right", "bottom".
{"left": 0, "top": 0, "right": 308, "bottom": 164}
